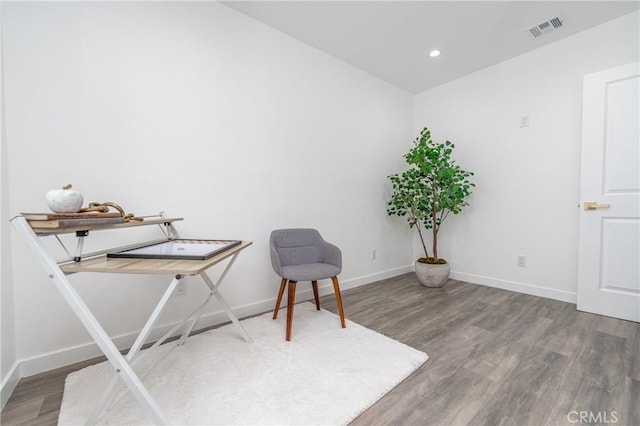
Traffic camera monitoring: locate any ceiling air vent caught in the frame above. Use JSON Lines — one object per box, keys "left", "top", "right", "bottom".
{"left": 529, "top": 17, "right": 564, "bottom": 38}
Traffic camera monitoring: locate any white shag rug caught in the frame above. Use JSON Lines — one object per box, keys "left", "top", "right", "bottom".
{"left": 58, "top": 303, "right": 428, "bottom": 425}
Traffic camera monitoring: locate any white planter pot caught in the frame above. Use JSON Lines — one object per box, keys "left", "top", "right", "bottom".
{"left": 414, "top": 260, "right": 450, "bottom": 288}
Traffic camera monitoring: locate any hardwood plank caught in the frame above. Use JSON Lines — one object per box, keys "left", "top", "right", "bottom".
{"left": 544, "top": 330, "right": 630, "bottom": 425}
{"left": 464, "top": 315, "right": 554, "bottom": 383}
{"left": 616, "top": 377, "right": 640, "bottom": 426}
{"left": 402, "top": 367, "right": 496, "bottom": 426}
{"left": 535, "top": 303, "right": 597, "bottom": 358}
{"left": 463, "top": 297, "right": 555, "bottom": 383}
{"left": 470, "top": 346, "right": 569, "bottom": 425}
{"left": 472, "top": 291, "right": 532, "bottom": 333}
{"left": 629, "top": 379, "right": 640, "bottom": 425}
{"left": 0, "top": 397, "right": 44, "bottom": 425}
{"left": 592, "top": 315, "right": 638, "bottom": 340}
{"left": 18, "top": 409, "right": 58, "bottom": 426}
{"left": 630, "top": 326, "right": 640, "bottom": 381}
{"left": 37, "top": 392, "right": 63, "bottom": 419}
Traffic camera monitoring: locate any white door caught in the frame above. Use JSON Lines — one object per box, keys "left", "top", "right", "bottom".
{"left": 577, "top": 61, "right": 639, "bottom": 323}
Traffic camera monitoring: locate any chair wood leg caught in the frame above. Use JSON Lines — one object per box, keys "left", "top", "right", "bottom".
{"left": 286, "top": 281, "right": 297, "bottom": 341}
{"left": 311, "top": 280, "right": 320, "bottom": 310}
{"left": 331, "top": 276, "right": 346, "bottom": 328}
{"left": 273, "top": 277, "right": 287, "bottom": 320}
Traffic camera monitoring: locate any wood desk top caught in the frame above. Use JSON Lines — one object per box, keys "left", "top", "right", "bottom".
{"left": 31, "top": 217, "right": 184, "bottom": 235}
{"left": 60, "top": 241, "right": 253, "bottom": 276}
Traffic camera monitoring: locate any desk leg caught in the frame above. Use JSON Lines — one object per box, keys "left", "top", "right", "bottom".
{"left": 44, "top": 274, "right": 166, "bottom": 425}
{"left": 86, "top": 275, "right": 183, "bottom": 425}
{"left": 128, "top": 275, "right": 184, "bottom": 357}
{"left": 10, "top": 217, "right": 168, "bottom": 425}
{"left": 176, "top": 291, "right": 215, "bottom": 347}
{"left": 196, "top": 253, "right": 253, "bottom": 344}
{"left": 167, "top": 228, "right": 251, "bottom": 344}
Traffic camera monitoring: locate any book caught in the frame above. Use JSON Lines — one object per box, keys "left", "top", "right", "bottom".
{"left": 28, "top": 217, "right": 126, "bottom": 229}
{"left": 21, "top": 212, "right": 123, "bottom": 220}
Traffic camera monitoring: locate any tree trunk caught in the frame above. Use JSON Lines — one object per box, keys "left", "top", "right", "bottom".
{"left": 431, "top": 209, "right": 438, "bottom": 261}
{"left": 432, "top": 227, "right": 438, "bottom": 261}
{"left": 415, "top": 222, "right": 429, "bottom": 259}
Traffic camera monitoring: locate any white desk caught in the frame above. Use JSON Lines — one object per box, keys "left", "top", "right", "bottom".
{"left": 11, "top": 215, "right": 252, "bottom": 425}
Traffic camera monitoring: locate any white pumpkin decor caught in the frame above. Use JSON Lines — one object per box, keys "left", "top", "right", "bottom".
{"left": 46, "top": 184, "right": 84, "bottom": 213}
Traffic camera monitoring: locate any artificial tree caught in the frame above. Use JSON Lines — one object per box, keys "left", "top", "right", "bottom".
{"left": 387, "top": 127, "right": 474, "bottom": 264}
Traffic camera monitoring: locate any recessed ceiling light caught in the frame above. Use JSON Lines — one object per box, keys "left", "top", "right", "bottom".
{"left": 429, "top": 50, "right": 441, "bottom": 58}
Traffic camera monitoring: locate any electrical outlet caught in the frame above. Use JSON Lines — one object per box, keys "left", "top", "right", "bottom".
{"left": 516, "top": 255, "right": 527, "bottom": 268}
{"left": 371, "top": 249, "right": 377, "bottom": 260}
{"left": 175, "top": 280, "right": 187, "bottom": 296}
{"left": 520, "top": 115, "right": 530, "bottom": 128}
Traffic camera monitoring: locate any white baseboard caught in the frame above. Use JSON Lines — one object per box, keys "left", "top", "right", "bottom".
{"left": 16, "top": 265, "right": 413, "bottom": 379}
{"left": 449, "top": 271, "right": 577, "bottom": 304}
{"left": 340, "top": 265, "right": 413, "bottom": 291}
{"left": 1, "top": 362, "right": 20, "bottom": 409}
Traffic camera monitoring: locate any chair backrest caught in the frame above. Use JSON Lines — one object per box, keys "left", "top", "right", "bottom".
{"left": 271, "top": 227, "right": 336, "bottom": 272}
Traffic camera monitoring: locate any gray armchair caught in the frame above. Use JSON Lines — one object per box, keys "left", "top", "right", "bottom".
{"left": 270, "top": 228, "right": 346, "bottom": 341}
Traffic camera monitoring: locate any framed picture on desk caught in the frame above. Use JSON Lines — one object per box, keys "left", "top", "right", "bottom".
{"left": 107, "top": 239, "right": 242, "bottom": 260}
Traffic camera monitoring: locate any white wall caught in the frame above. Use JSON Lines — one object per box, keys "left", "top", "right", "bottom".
{"left": 0, "top": 118, "right": 18, "bottom": 409}
{"left": 2, "top": 1, "right": 413, "bottom": 378}
{"left": 413, "top": 11, "right": 639, "bottom": 302}
{"left": 0, "top": 1, "right": 19, "bottom": 408}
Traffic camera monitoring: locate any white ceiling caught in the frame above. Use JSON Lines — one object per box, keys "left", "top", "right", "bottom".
{"left": 222, "top": 1, "right": 639, "bottom": 93}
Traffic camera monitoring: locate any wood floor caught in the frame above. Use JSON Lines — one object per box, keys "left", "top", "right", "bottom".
{"left": 2, "top": 273, "right": 638, "bottom": 425}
